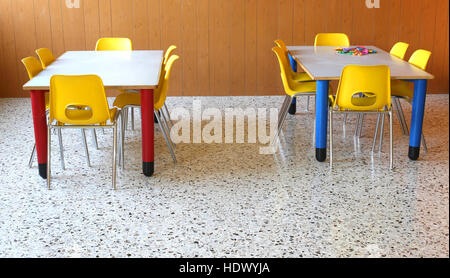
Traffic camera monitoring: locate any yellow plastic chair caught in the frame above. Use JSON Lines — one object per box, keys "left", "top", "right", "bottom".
{"left": 390, "top": 42, "right": 409, "bottom": 60}
{"left": 391, "top": 49, "right": 432, "bottom": 151}
{"left": 47, "top": 75, "right": 120, "bottom": 190}
{"left": 314, "top": 33, "right": 350, "bottom": 47}
{"left": 329, "top": 65, "right": 393, "bottom": 169}
{"left": 35, "top": 48, "right": 56, "bottom": 69}
{"left": 95, "top": 38, "right": 133, "bottom": 51}
{"left": 35, "top": 47, "right": 100, "bottom": 153}
{"left": 21, "top": 56, "right": 67, "bottom": 169}
{"left": 272, "top": 46, "right": 327, "bottom": 147}
{"left": 113, "top": 55, "right": 180, "bottom": 167}
{"left": 274, "top": 40, "right": 313, "bottom": 83}
{"left": 274, "top": 39, "right": 314, "bottom": 112}
{"left": 114, "top": 44, "right": 178, "bottom": 133}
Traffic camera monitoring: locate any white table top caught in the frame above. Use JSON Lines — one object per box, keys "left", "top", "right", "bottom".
{"left": 287, "top": 46, "right": 434, "bottom": 81}
{"left": 23, "top": 50, "right": 164, "bottom": 90}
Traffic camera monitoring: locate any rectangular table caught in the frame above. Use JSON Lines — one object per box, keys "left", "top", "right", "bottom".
{"left": 286, "top": 46, "right": 434, "bottom": 162}
{"left": 23, "top": 50, "right": 164, "bottom": 179}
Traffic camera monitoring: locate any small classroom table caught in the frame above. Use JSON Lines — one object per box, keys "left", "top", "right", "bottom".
{"left": 286, "top": 46, "right": 434, "bottom": 162}
{"left": 23, "top": 50, "right": 164, "bottom": 179}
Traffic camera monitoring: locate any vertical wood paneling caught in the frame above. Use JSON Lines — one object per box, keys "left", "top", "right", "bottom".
{"left": 147, "top": 0, "right": 161, "bottom": 50}
{"left": 61, "top": 0, "right": 86, "bottom": 50}
{"left": 161, "top": 0, "right": 182, "bottom": 96}
{"left": 230, "top": 0, "right": 246, "bottom": 96}
{"left": 209, "top": 0, "right": 232, "bottom": 95}
{"left": 98, "top": 0, "right": 112, "bottom": 38}
{"left": 244, "top": 0, "right": 258, "bottom": 95}
{"left": 1, "top": 0, "right": 449, "bottom": 98}
{"left": 33, "top": 0, "right": 52, "bottom": 49}
{"left": 292, "top": 0, "right": 306, "bottom": 45}
{"left": 181, "top": 0, "right": 198, "bottom": 96}
{"left": 196, "top": 0, "right": 210, "bottom": 96}
{"left": 84, "top": 0, "right": 100, "bottom": 49}
{"left": 0, "top": 0, "right": 19, "bottom": 97}
{"left": 48, "top": 0, "right": 65, "bottom": 56}
{"left": 304, "top": 0, "right": 327, "bottom": 45}
{"left": 133, "top": 0, "right": 149, "bottom": 50}
{"left": 257, "top": 0, "right": 279, "bottom": 95}
{"left": 12, "top": 0, "right": 38, "bottom": 97}
{"left": 111, "top": 0, "right": 133, "bottom": 39}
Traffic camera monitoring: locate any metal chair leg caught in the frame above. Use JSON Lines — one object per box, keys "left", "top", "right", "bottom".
{"left": 278, "top": 95, "right": 291, "bottom": 124}
{"left": 47, "top": 126, "right": 52, "bottom": 190}
{"left": 272, "top": 97, "right": 291, "bottom": 147}
{"left": 396, "top": 98, "right": 410, "bottom": 134}
{"left": 161, "top": 111, "right": 176, "bottom": 149}
{"left": 372, "top": 114, "right": 381, "bottom": 153}
{"left": 378, "top": 114, "right": 386, "bottom": 153}
{"left": 81, "top": 129, "right": 91, "bottom": 167}
{"left": 422, "top": 132, "right": 428, "bottom": 153}
{"left": 358, "top": 114, "right": 365, "bottom": 137}
{"left": 131, "top": 107, "right": 135, "bottom": 131}
{"left": 393, "top": 98, "right": 407, "bottom": 135}
{"left": 164, "top": 104, "right": 174, "bottom": 127}
{"left": 329, "top": 109, "right": 333, "bottom": 169}
{"left": 155, "top": 111, "right": 177, "bottom": 164}
{"left": 112, "top": 125, "right": 118, "bottom": 190}
{"left": 389, "top": 111, "right": 394, "bottom": 170}
{"left": 58, "top": 128, "right": 65, "bottom": 170}
{"left": 355, "top": 114, "right": 362, "bottom": 137}
{"left": 92, "top": 129, "right": 99, "bottom": 150}
{"left": 306, "top": 96, "right": 311, "bottom": 112}
{"left": 121, "top": 110, "right": 126, "bottom": 170}
{"left": 29, "top": 144, "right": 36, "bottom": 168}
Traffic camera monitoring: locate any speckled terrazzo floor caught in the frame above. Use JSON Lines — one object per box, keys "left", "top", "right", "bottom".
{"left": 0, "top": 95, "right": 448, "bottom": 258}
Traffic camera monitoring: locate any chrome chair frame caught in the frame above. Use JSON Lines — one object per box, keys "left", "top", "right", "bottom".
{"left": 272, "top": 92, "right": 316, "bottom": 147}
{"left": 119, "top": 104, "right": 176, "bottom": 170}
{"left": 330, "top": 107, "right": 394, "bottom": 170}
{"left": 47, "top": 111, "right": 121, "bottom": 190}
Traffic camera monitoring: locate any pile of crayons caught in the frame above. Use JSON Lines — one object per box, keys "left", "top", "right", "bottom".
{"left": 335, "top": 46, "right": 377, "bottom": 56}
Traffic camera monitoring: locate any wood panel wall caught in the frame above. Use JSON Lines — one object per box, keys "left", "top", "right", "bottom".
{"left": 0, "top": 0, "right": 448, "bottom": 98}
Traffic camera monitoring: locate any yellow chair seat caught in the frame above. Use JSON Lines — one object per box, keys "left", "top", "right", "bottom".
{"left": 287, "top": 81, "right": 319, "bottom": 97}
{"left": 113, "top": 91, "right": 165, "bottom": 111}
{"left": 329, "top": 95, "right": 377, "bottom": 108}
{"left": 113, "top": 93, "right": 141, "bottom": 109}
{"left": 293, "top": 72, "right": 313, "bottom": 82}
{"left": 61, "top": 108, "right": 118, "bottom": 124}
{"left": 391, "top": 80, "right": 413, "bottom": 99}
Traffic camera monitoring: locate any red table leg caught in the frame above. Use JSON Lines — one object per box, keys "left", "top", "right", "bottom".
{"left": 30, "top": 90, "right": 48, "bottom": 179}
{"left": 140, "top": 89, "right": 155, "bottom": 177}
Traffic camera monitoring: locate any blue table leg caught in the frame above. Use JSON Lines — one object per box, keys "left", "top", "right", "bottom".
{"left": 315, "top": 80, "right": 329, "bottom": 162}
{"left": 288, "top": 53, "right": 297, "bottom": 115}
{"left": 409, "top": 79, "right": 427, "bottom": 160}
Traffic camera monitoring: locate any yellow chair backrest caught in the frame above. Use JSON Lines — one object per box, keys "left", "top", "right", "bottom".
{"left": 274, "top": 39, "right": 293, "bottom": 63}
{"left": 334, "top": 65, "right": 391, "bottom": 111}
{"left": 36, "top": 48, "right": 55, "bottom": 68}
{"left": 272, "top": 47, "right": 297, "bottom": 96}
{"left": 49, "top": 75, "right": 113, "bottom": 125}
{"left": 154, "top": 55, "right": 179, "bottom": 110}
{"left": 21, "top": 57, "right": 43, "bottom": 80}
{"left": 390, "top": 42, "right": 409, "bottom": 60}
{"left": 408, "top": 49, "right": 432, "bottom": 70}
{"left": 314, "top": 33, "right": 350, "bottom": 47}
{"left": 164, "top": 45, "right": 177, "bottom": 65}
{"left": 95, "top": 38, "right": 133, "bottom": 51}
